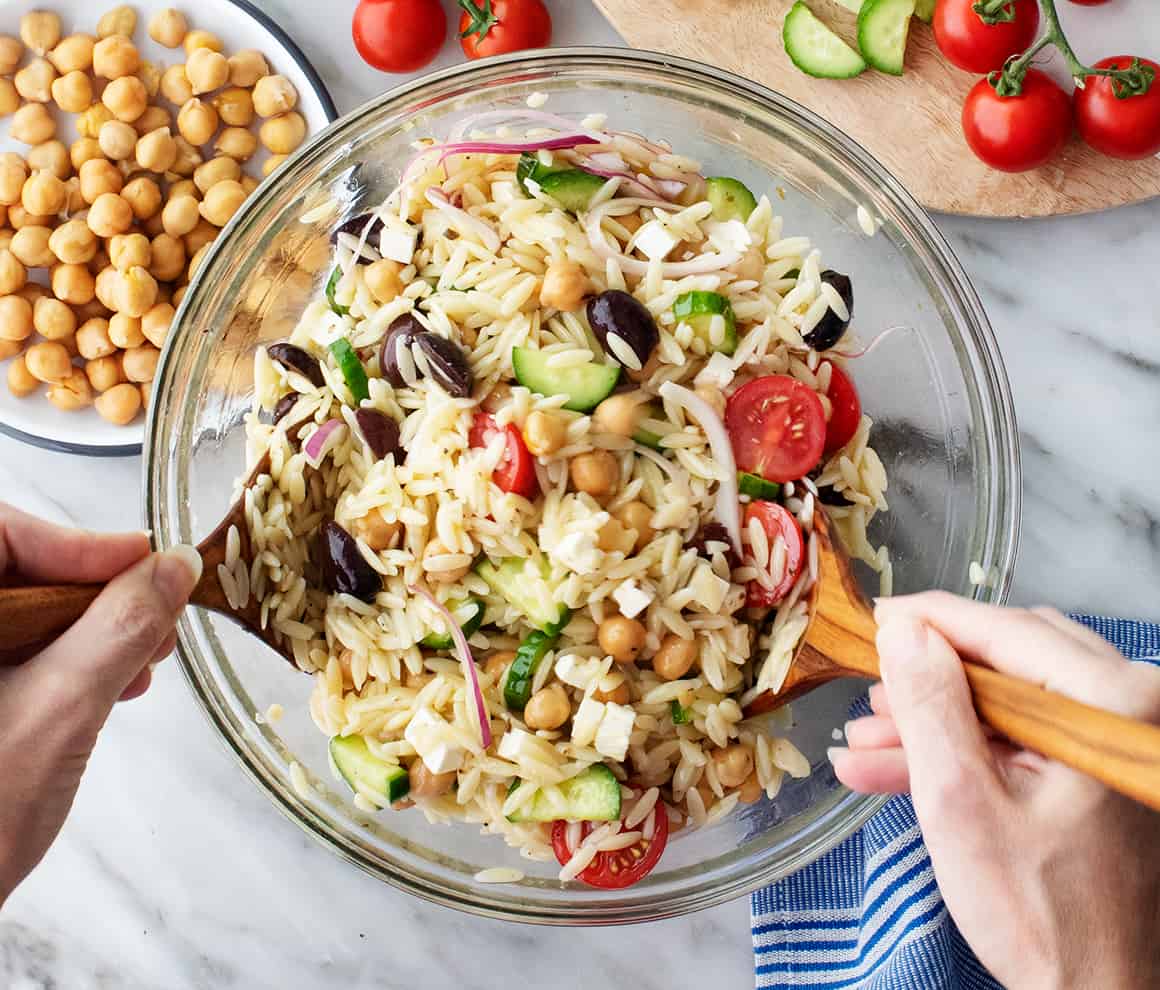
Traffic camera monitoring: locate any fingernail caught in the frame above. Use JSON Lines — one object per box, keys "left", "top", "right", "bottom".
{"left": 156, "top": 544, "right": 202, "bottom": 609}
{"left": 841, "top": 720, "right": 855, "bottom": 739}
{"left": 826, "top": 746, "right": 848, "bottom": 764}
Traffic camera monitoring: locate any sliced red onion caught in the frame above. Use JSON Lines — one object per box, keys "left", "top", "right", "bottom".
{"left": 410, "top": 585, "right": 491, "bottom": 749}
{"left": 835, "top": 324, "right": 912, "bottom": 359}
{"left": 649, "top": 178, "right": 687, "bottom": 200}
{"left": 449, "top": 109, "right": 610, "bottom": 144}
{"left": 436, "top": 135, "right": 597, "bottom": 163}
{"left": 303, "top": 419, "right": 348, "bottom": 468}
{"left": 657, "top": 382, "right": 742, "bottom": 557}
{"left": 572, "top": 159, "right": 657, "bottom": 199}
{"left": 585, "top": 151, "right": 628, "bottom": 172}
{"left": 584, "top": 200, "right": 742, "bottom": 278}
{"left": 424, "top": 188, "right": 501, "bottom": 253}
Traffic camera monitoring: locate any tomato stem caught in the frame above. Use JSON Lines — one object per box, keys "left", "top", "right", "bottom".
{"left": 458, "top": 0, "right": 499, "bottom": 41}
{"left": 1034, "top": 0, "right": 1155, "bottom": 96}
{"left": 971, "top": 0, "right": 1018, "bottom": 25}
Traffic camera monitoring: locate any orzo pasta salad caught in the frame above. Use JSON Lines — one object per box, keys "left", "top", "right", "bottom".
{"left": 238, "top": 102, "right": 890, "bottom": 888}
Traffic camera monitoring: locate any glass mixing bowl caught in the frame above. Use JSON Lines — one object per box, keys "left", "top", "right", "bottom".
{"left": 145, "top": 49, "right": 1020, "bottom": 924}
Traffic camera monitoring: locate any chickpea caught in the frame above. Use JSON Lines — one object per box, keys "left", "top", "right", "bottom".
{"left": 262, "top": 154, "right": 288, "bottom": 178}
{"left": 239, "top": 174, "right": 259, "bottom": 196}
{"left": 159, "top": 194, "right": 199, "bottom": 239}
{"left": 7, "top": 355, "right": 39, "bottom": 397}
{"left": 177, "top": 98, "right": 218, "bottom": 146}
{"left": 614, "top": 501, "right": 655, "bottom": 552}
{"left": 76, "top": 317, "right": 115, "bottom": 359}
{"left": 98, "top": 119, "right": 138, "bottom": 161}
{"left": 27, "top": 140, "right": 70, "bottom": 180}
{"left": 140, "top": 211, "right": 164, "bottom": 238}
{"left": 187, "top": 242, "right": 210, "bottom": 276}
{"left": 0, "top": 155, "right": 28, "bottom": 205}
{"left": 108, "top": 232, "right": 150, "bottom": 271}
{"left": 114, "top": 265, "right": 157, "bottom": 318}
{"left": 84, "top": 353, "right": 123, "bottom": 392}
{"left": 76, "top": 103, "right": 113, "bottom": 140}
{"left": 523, "top": 409, "right": 567, "bottom": 457}
{"left": 592, "top": 679, "right": 631, "bottom": 705}
{"left": 92, "top": 35, "right": 139, "bottom": 79}
{"left": 148, "top": 8, "right": 187, "bottom": 48}
{"left": 593, "top": 392, "right": 645, "bottom": 437}
{"left": 94, "top": 266, "right": 119, "bottom": 310}
{"left": 121, "top": 342, "right": 160, "bottom": 382}
{"left": 570, "top": 449, "right": 619, "bottom": 497}
{"left": 0, "top": 295, "right": 33, "bottom": 341}
{"left": 148, "top": 233, "right": 185, "bottom": 282}
{"left": 24, "top": 340, "right": 71, "bottom": 383}
{"left": 259, "top": 112, "right": 306, "bottom": 155}
{"left": 32, "top": 295, "right": 75, "bottom": 340}
{"left": 652, "top": 634, "right": 698, "bottom": 681}
{"left": 79, "top": 159, "right": 123, "bottom": 203}
{"left": 95, "top": 381, "right": 140, "bottom": 423}
{"left": 74, "top": 298, "right": 110, "bottom": 322}
{"left": 407, "top": 760, "right": 456, "bottom": 799}
{"left": 52, "top": 263, "right": 95, "bottom": 305}
{"left": 597, "top": 517, "right": 635, "bottom": 555}
{"left": 14, "top": 282, "right": 45, "bottom": 306}
{"left": 169, "top": 136, "right": 201, "bottom": 177}
{"left": 186, "top": 47, "right": 228, "bottom": 95}
{"left": 183, "top": 29, "right": 222, "bottom": 55}
{"left": 140, "top": 302, "right": 173, "bottom": 348}
{"left": 14, "top": 58, "right": 57, "bottom": 103}
{"left": 199, "top": 179, "right": 245, "bottom": 226}
{"left": 360, "top": 258, "right": 400, "bottom": 305}
{"left": 106, "top": 310, "right": 140, "bottom": 347}
{"left": 0, "top": 250, "right": 26, "bottom": 295}
{"left": 598, "top": 614, "right": 647, "bottom": 664}
{"left": 737, "top": 770, "right": 763, "bottom": 805}
{"left": 87, "top": 192, "right": 133, "bottom": 238}
{"left": 160, "top": 64, "right": 193, "bottom": 106}
{"left": 0, "top": 80, "right": 20, "bottom": 117}
{"left": 193, "top": 155, "right": 240, "bottom": 193}
{"left": 11, "top": 225, "right": 54, "bottom": 267}
{"left": 0, "top": 36, "right": 24, "bottom": 74}
{"left": 711, "top": 743, "right": 754, "bottom": 789}
{"left": 252, "top": 74, "right": 298, "bottom": 118}
{"left": 48, "top": 34, "right": 95, "bottom": 73}
{"left": 227, "top": 48, "right": 268, "bottom": 87}
{"left": 45, "top": 367, "right": 92, "bottom": 411}
{"left": 133, "top": 105, "right": 170, "bottom": 136}
{"left": 138, "top": 380, "right": 151, "bottom": 408}
{"left": 539, "top": 260, "right": 588, "bottom": 312}
{"left": 421, "top": 539, "right": 470, "bottom": 583}
{"left": 102, "top": 75, "right": 147, "bottom": 122}
{"left": 214, "top": 126, "right": 257, "bottom": 161}
{"left": 96, "top": 5, "right": 135, "bottom": 37}
{"left": 20, "top": 11, "right": 61, "bottom": 56}
{"left": 352, "top": 507, "right": 401, "bottom": 551}
{"left": 0, "top": 338, "right": 25, "bottom": 361}
{"left": 211, "top": 86, "right": 254, "bottom": 128}
{"left": 524, "top": 683, "right": 571, "bottom": 731}
{"left": 11, "top": 104, "right": 56, "bottom": 144}
{"left": 182, "top": 218, "right": 217, "bottom": 255}
{"left": 136, "top": 127, "right": 177, "bottom": 173}
{"left": 121, "top": 176, "right": 162, "bottom": 221}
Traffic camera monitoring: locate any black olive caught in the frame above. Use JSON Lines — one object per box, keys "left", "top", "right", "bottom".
{"left": 320, "top": 521, "right": 382, "bottom": 603}
{"left": 816, "top": 485, "right": 854, "bottom": 507}
{"left": 267, "top": 342, "right": 324, "bottom": 387}
{"left": 380, "top": 314, "right": 425, "bottom": 388}
{"left": 685, "top": 522, "right": 741, "bottom": 570}
{"left": 414, "top": 332, "right": 473, "bottom": 398}
{"left": 802, "top": 271, "right": 853, "bottom": 351}
{"left": 272, "top": 393, "right": 298, "bottom": 424}
{"left": 587, "top": 290, "right": 659, "bottom": 370}
{"left": 355, "top": 408, "right": 403, "bottom": 461}
{"left": 330, "top": 211, "right": 380, "bottom": 246}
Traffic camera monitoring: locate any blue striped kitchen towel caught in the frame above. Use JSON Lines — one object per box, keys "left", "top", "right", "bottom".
{"left": 751, "top": 615, "right": 1160, "bottom": 989}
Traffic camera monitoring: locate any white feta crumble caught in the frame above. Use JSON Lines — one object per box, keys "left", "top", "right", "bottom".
{"left": 633, "top": 220, "right": 681, "bottom": 261}
{"left": 704, "top": 219, "right": 752, "bottom": 254}
{"left": 497, "top": 727, "right": 540, "bottom": 763}
{"left": 571, "top": 697, "right": 606, "bottom": 748}
{"left": 594, "top": 702, "right": 636, "bottom": 761}
{"left": 612, "top": 579, "right": 654, "bottom": 619}
{"left": 552, "top": 531, "right": 602, "bottom": 576}
{"left": 404, "top": 707, "right": 465, "bottom": 774}
{"left": 693, "top": 351, "right": 736, "bottom": 390}
{"left": 378, "top": 218, "right": 418, "bottom": 264}
{"left": 689, "top": 563, "right": 731, "bottom": 614}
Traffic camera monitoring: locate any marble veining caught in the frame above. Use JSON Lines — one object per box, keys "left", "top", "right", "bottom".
{"left": 2, "top": 2, "right": 1159, "bottom": 987}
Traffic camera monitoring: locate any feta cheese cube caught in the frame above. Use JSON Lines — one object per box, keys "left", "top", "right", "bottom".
{"left": 552, "top": 531, "right": 601, "bottom": 576}
{"left": 379, "top": 221, "right": 418, "bottom": 265}
{"left": 694, "top": 351, "right": 736, "bottom": 390}
{"left": 571, "top": 697, "right": 606, "bottom": 748}
{"left": 704, "top": 219, "right": 752, "bottom": 254}
{"left": 404, "top": 707, "right": 465, "bottom": 775}
{"left": 689, "top": 562, "right": 731, "bottom": 614}
{"left": 633, "top": 220, "right": 680, "bottom": 261}
{"left": 594, "top": 702, "right": 636, "bottom": 761}
{"left": 612, "top": 580, "right": 654, "bottom": 619}
{"left": 497, "top": 727, "right": 536, "bottom": 763}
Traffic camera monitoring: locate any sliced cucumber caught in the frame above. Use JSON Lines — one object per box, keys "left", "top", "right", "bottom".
{"left": 632, "top": 401, "right": 666, "bottom": 450}
{"left": 670, "top": 700, "right": 692, "bottom": 725}
{"left": 476, "top": 556, "right": 569, "bottom": 633}
{"left": 705, "top": 177, "right": 758, "bottom": 222}
{"left": 507, "top": 764, "right": 621, "bottom": 823}
{"left": 512, "top": 346, "right": 620, "bottom": 412}
{"left": 739, "top": 472, "right": 782, "bottom": 500}
{"left": 503, "top": 628, "right": 560, "bottom": 710}
{"left": 420, "top": 597, "right": 485, "bottom": 650}
{"left": 673, "top": 291, "right": 738, "bottom": 356}
{"left": 330, "top": 734, "right": 410, "bottom": 804}
{"left": 858, "top": 0, "right": 916, "bottom": 76}
{"left": 325, "top": 266, "right": 349, "bottom": 316}
{"left": 538, "top": 170, "right": 607, "bottom": 212}
{"left": 913, "top": 0, "right": 935, "bottom": 22}
{"left": 516, "top": 152, "right": 556, "bottom": 195}
{"left": 783, "top": 2, "right": 868, "bottom": 80}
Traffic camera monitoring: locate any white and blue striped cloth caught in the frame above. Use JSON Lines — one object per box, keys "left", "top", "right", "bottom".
{"left": 751, "top": 615, "right": 1160, "bottom": 989}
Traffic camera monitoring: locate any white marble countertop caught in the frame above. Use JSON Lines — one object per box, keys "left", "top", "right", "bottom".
{"left": 3, "top": 2, "right": 1160, "bottom": 987}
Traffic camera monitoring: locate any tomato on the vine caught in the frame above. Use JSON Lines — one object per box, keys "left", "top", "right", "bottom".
{"left": 551, "top": 803, "right": 668, "bottom": 889}
{"left": 353, "top": 0, "right": 446, "bottom": 73}
{"left": 1075, "top": 56, "right": 1160, "bottom": 159}
{"left": 458, "top": 0, "right": 552, "bottom": 59}
{"left": 469, "top": 413, "right": 538, "bottom": 498}
{"left": 962, "top": 69, "right": 1073, "bottom": 172}
{"left": 934, "top": 0, "right": 1040, "bottom": 74}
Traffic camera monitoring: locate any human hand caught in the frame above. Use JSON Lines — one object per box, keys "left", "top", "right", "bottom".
{"left": 0, "top": 503, "right": 201, "bottom": 908}
{"left": 831, "top": 593, "right": 1160, "bottom": 990}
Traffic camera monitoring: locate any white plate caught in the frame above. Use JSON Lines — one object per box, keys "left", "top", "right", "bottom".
{"left": 0, "top": 0, "right": 336, "bottom": 457}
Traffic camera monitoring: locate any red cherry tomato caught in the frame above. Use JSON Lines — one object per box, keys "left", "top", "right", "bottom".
{"left": 352, "top": 0, "right": 446, "bottom": 74}
{"left": 742, "top": 501, "right": 805, "bottom": 607}
{"left": 962, "top": 69, "right": 1073, "bottom": 172}
{"left": 469, "top": 412, "right": 538, "bottom": 498}
{"left": 933, "top": 0, "right": 1040, "bottom": 74}
{"left": 725, "top": 375, "right": 826, "bottom": 484}
{"left": 823, "top": 364, "right": 861, "bottom": 455}
{"left": 1068, "top": 0, "right": 1111, "bottom": 4}
{"left": 551, "top": 803, "right": 669, "bottom": 889}
{"left": 458, "top": 0, "right": 552, "bottom": 59}
{"left": 1075, "top": 57, "right": 1160, "bottom": 160}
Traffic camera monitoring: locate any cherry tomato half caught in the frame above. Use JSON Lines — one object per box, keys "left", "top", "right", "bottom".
{"left": 933, "top": 0, "right": 1040, "bottom": 74}
{"left": 551, "top": 803, "right": 669, "bottom": 889}
{"left": 353, "top": 0, "right": 446, "bottom": 74}
{"left": 458, "top": 0, "right": 552, "bottom": 59}
{"left": 1075, "top": 56, "right": 1160, "bottom": 160}
{"left": 743, "top": 501, "right": 805, "bottom": 607}
{"left": 725, "top": 375, "right": 826, "bottom": 483}
{"left": 469, "top": 412, "right": 538, "bottom": 498}
{"left": 823, "top": 363, "right": 861, "bottom": 455}
{"left": 962, "top": 69, "right": 1073, "bottom": 173}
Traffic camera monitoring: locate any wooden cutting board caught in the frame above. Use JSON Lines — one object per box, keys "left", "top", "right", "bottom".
{"left": 592, "top": 0, "right": 1160, "bottom": 217}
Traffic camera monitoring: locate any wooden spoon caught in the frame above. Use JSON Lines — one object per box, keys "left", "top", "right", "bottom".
{"left": 0, "top": 453, "right": 295, "bottom": 668}
{"left": 744, "top": 511, "right": 1160, "bottom": 813}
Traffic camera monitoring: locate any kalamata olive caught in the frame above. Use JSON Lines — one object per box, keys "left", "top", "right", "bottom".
{"left": 414, "top": 332, "right": 472, "bottom": 398}
{"left": 355, "top": 408, "right": 403, "bottom": 461}
{"left": 686, "top": 522, "right": 741, "bottom": 569}
{"left": 267, "top": 342, "right": 324, "bottom": 387}
{"left": 330, "top": 211, "right": 379, "bottom": 246}
{"left": 816, "top": 484, "right": 853, "bottom": 507}
{"left": 587, "top": 290, "right": 659, "bottom": 371}
{"left": 380, "top": 314, "right": 473, "bottom": 398}
{"left": 802, "top": 271, "right": 854, "bottom": 351}
{"left": 320, "top": 521, "right": 382, "bottom": 603}
{"left": 272, "top": 393, "right": 297, "bottom": 424}
{"left": 380, "top": 314, "right": 425, "bottom": 388}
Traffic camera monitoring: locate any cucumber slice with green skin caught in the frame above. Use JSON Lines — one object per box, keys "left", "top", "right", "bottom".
{"left": 673, "top": 290, "right": 739, "bottom": 356}
{"left": 857, "top": 0, "right": 916, "bottom": 76}
{"left": 475, "top": 556, "right": 570, "bottom": 633}
{"left": 632, "top": 401, "right": 666, "bottom": 449}
{"left": 913, "top": 0, "right": 935, "bottom": 22}
{"left": 325, "top": 267, "right": 349, "bottom": 316}
{"left": 330, "top": 734, "right": 410, "bottom": 804}
{"left": 783, "top": 2, "right": 868, "bottom": 80}
{"left": 512, "top": 346, "right": 621, "bottom": 412}
{"left": 538, "top": 170, "right": 607, "bottom": 212}
{"left": 670, "top": 700, "right": 692, "bottom": 725}
{"left": 516, "top": 152, "right": 556, "bottom": 195}
{"left": 419, "top": 598, "right": 485, "bottom": 650}
{"left": 503, "top": 627, "right": 562, "bottom": 710}
{"left": 739, "top": 472, "right": 783, "bottom": 500}
{"left": 506, "top": 764, "right": 621, "bottom": 823}
{"left": 705, "top": 176, "right": 759, "bottom": 222}
{"left": 329, "top": 338, "right": 369, "bottom": 404}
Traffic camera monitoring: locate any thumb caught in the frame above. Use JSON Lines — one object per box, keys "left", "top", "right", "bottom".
{"left": 30, "top": 545, "right": 202, "bottom": 719}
